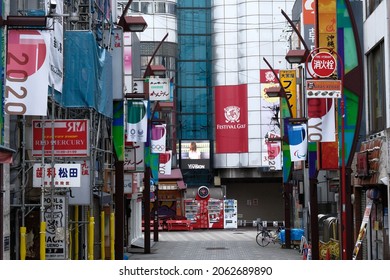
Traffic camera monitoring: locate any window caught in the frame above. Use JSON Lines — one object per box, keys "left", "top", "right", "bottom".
{"left": 141, "top": 2, "right": 152, "bottom": 14}
{"left": 366, "top": 0, "right": 383, "bottom": 17}
{"left": 367, "top": 41, "right": 385, "bottom": 133}
{"left": 155, "top": 2, "right": 166, "bottom": 14}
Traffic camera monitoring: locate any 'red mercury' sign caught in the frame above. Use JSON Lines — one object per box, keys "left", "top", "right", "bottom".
{"left": 32, "top": 119, "right": 89, "bottom": 157}
{"left": 310, "top": 52, "right": 337, "bottom": 78}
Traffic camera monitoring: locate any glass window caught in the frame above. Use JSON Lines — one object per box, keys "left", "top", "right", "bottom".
{"left": 155, "top": 2, "right": 166, "bottom": 14}
{"left": 130, "top": 2, "right": 140, "bottom": 13}
{"left": 367, "top": 41, "right": 385, "bottom": 133}
{"left": 141, "top": 2, "right": 152, "bottom": 14}
{"left": 167, "top": 3, "right": 176, "bottom": 15}
{"left": 366, "top": 0, "right": 383, "bottom": 17}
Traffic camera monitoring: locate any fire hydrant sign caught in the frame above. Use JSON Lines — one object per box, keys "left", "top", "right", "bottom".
{"left": 310, "top": 52, "right": 336, "bottom": 78}
{"left": 33, "top": 163, "right": 81, "bottom": 188}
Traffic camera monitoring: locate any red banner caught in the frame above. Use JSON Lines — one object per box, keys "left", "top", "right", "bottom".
{"left": 215, "top": 84, "right": 248, "bottom": 153}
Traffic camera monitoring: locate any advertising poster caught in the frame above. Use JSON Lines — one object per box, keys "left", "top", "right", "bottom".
{"left": 5, "top": 30, "right": 50, "bottom": 116}
{"left": 215, "top": 84, "right": 248, "bottom": 153}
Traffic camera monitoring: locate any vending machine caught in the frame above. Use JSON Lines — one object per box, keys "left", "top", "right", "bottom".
{"left": 185, "top": 186, "right": 225, "bottom": 229}
{"left": 224, "top": 199, "right": 238, "bottom": 229}
{"left": 184, "top": 199, "right": 200, "bottom": 225}
{"left": 207, "top": 199, "right": 224, "bottom": 229}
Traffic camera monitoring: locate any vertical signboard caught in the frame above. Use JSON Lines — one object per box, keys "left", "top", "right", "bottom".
{"left": 303, "top": 0, "right": 316, "bottom": 50}
{"left": 260, "top": 69, "right": 281, "bottom": 168}
{"left": 215, "top": 84, "right": 248, "bottom": 153}
{"left": 44, "top": 196, "right": 67, "bottom": 260}
{"left": 280, "top": 70, "right": 297, "bottom": 118}
{"left": 48, "top": 0, "right": 64, "bottom": 93}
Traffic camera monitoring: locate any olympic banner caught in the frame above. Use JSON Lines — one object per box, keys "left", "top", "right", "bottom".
{"left": 287, "top": 123, "right": 308, "bottom": 162}
{"left": 5, "top": 30, "right": 50, "bottom": 116}
{"left": 265, "top": 132, "right": 282, "bottom": 171}
{"left": 151, "top": 124, "right": 166, "bottom": 154}
{"left": 159, "top": 150, "right": 172, "bottom": 175}
{"left": 127, "top": 100, "right": 148, "bottom": 142}
{"left": 215, "top": 84, "right": 248, "bottom": 153}
{"left": 307, "top": 98, "right": 336, "bottom": 142}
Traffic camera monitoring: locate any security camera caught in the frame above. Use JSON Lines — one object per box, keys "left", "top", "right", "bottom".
{"left": 50, "top": 0, "right": 57, "bottom": 13}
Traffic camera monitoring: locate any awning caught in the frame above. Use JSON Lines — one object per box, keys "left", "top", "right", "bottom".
{"left": 158, "top": 168, "right": 183, "bottom": 180}
{"left": 0, "top": 145, "right": 15, "bottom": 164}
{"left": 158, "top": 168, "right": 186, "bottom": 190}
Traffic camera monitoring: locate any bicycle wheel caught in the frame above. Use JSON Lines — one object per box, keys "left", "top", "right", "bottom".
{"left": 256, "top": 231, "right": 271, "bottom": 247}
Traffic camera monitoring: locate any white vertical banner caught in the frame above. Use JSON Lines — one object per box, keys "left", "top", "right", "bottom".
{"left": 265, "top": 132, "right": 282, "bottom": 171}
{"left": 287, "top": 123, "right": 308, "bottom": 162}
{"left": 151, "top": 124, "right": 167, "bottom": 153}
{"left": 159, "top": 150, "right": 172, "bottom": 175}
{"left": 308, "top": 98, "right": 336, "bottom": 142}
{"left": 48, "top": 0, "right": 64, "bottom": 92}
{"left": 5, "top": 30, "right": 50, "bottom": 116}
{"left": 126, "top": 100, "right": 148, "bottom": 142}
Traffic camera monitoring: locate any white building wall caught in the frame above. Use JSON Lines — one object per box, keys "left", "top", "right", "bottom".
{"left": 133, "top": 0, "right": 178, "bottom": 44}
{"left": 212, "top": 0, "right": 294, "bottom": 168}
{"left": 363, "top": 0, "right": 390, "bottom": 258}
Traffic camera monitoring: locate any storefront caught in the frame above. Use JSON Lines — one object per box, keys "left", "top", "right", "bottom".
{"left": 353, "top": 135, "right": 389, "bottom": 260}
{"left": 156, "top": 168, "right": 186, "bottom": 221}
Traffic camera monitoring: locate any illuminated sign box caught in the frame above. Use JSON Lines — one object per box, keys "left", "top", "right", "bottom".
{"left": 178, "top": 140, "right": 210, "bottom": 170}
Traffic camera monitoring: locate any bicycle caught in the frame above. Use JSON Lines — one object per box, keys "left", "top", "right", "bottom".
{"left": 256, "top": 225, "right": 283, "bottom": 247}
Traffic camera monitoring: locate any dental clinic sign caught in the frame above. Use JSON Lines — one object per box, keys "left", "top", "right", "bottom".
{"left": 33, "top": 163, "right": 81, "bottom": 188}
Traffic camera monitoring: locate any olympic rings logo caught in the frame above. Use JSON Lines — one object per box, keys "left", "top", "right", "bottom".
{"left": 152, "top": 145, "right": 165, "bottom": 151}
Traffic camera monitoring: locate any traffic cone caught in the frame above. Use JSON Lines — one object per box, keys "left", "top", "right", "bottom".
{"left": 302, "top": 243, "right": 307, "bottom": 260}
{"left": 307, "top": 244, "right": 312, "bottom": 260}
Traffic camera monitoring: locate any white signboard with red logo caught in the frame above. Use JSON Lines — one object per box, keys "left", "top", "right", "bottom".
{"left": 32, "top": 119, "right": 89, "bottom": 157}
{"left": 310, "top": 52, "right": 337, "bottom": 78}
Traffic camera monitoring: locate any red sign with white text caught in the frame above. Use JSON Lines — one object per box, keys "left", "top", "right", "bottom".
{"left": 310, "top": 52, "right": 336, "bottom": 78}
{"left": 215, "top": 84, "right": 248, "bottom": 153}
{"left": 32, "top": 119, "right": 89, "bottom": 157}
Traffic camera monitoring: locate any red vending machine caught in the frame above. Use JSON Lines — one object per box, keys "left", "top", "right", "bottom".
{"left": 186, "top": 186, "right": 224, "bottom": 229}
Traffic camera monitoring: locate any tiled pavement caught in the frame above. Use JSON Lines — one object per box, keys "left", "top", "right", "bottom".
{"left": 126, "top": 227, "right": 303, "bottom": 260}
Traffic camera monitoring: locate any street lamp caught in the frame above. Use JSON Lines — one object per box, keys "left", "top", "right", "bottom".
{"left": 114, "top": 0, "right": 147, "bottom": 260}
{"left": 263, "top": 58, "right": 293, "bottom": 249}
{"left": 280, "top": 9, "right": 322, "bottom": 260}
{"left": 132, "top": 33, "right": 168, "bottom": 254}
{"left": 117, "top": 0, "right": 148, "bottom": 32}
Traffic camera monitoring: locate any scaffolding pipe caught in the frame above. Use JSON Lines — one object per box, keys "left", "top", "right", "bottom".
{"left": 40, "top": 222, "right": 46, "bottom": 260}
{"left": 88, "top": 216, "right": 94, "bottom": 260}
{"left": 40, "top": 117, "right": 46, "bottom": 259}
{"left": 110, "top": 212, "right": 115, "bottom": 260}
{"left": 101, "top": 211, "right": 105, "bottom": 260}
{"left": 20, "top": 227, "right": 26, "bottom": 260}
{"left": 75, "top": 206, "right": 79, "bottom": 260}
